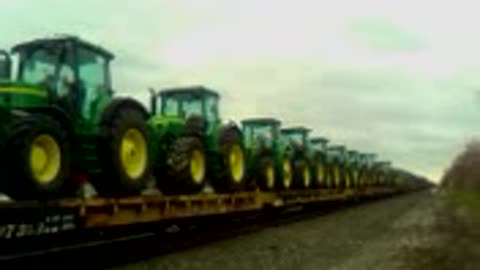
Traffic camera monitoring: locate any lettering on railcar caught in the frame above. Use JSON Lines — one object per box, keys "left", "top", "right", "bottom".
{"left": 0, "top": 214, "right": 76, "bottom": 239}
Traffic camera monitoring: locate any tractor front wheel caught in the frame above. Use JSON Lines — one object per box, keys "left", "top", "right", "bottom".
{"left": 256, "top": 156, "right": 275, "bottom": 191}
{"left": 159, "top": 136, "right": 206, "bottom": 194}
{"left": 4, "top": 116, "right": 70, "bottom": 200}
{"left": 213, "top": 128, "right": 246, "bottom": 192}
{"left": 97, "top": 106, "right": 151, "bottom": 196}
{"left": 293, "top": 159, "right": 311, "bottom": 189}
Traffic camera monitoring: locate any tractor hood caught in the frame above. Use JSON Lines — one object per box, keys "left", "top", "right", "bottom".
{"left": 0, "top": 81, "right": 48, "bottom": 109}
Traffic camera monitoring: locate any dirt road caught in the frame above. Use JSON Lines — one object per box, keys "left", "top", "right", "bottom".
{"left": 111, "top": 191, "right": 434, "bottom": 270}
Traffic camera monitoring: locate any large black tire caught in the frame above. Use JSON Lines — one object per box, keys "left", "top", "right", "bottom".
{"left": 312, "top": 159, "right": 328, "bottom": 188}
{"left": 212, "top": 126, "right": 246, "bottom": 192}
{"left": 255, "top": 155, "right": 276, "bottom": 191}
{"left": 97, "top": 106, "right": 152, "bottom": 196}
{"left": 344, "top": 167, "right": 353, "bottom": 189}
{"left": 3, "top": 115, "right": 71, "bottom": 200}
{"left": 331, "top": 161, "right": 343, "bottom": 189}
{"left": 158, "top": 136, "right": 207, "bottom": 194}
{"left": 277, "top": 156, "right": 293, "bottom": 190}
{"left": 292, "top": 158, "right": 311, "bottom": 189}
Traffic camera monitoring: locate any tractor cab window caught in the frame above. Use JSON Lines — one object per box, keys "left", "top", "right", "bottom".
{"left": 77, "top": 47, "right": 108, "bottom": 118}
{"left": 205, "top": 96, "right": 219, "bottom": 122}
{"left": 243, "top": 125, "right": 254, "bottom": 147}
{"left": 162, "top": 97, "right": 179, "bottom": 116}
{"left": 20, "top": 47, "right": 59, "bottom": 87}
{"left": 285, "top": 133, "right": 304, "bottom": 146}
{"left": 181, "top": 97, "right": 203, "bottom": 118}
{"left": 252, "top": 125, "right": 273, "bottom": 148}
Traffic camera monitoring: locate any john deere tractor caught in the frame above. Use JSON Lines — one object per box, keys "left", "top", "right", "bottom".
{"left": 148, "top": 86, "right": 246, "bottom": 194}
{"left": 373, "top": 161, "right": 392, "bottom": 187}
{"left": 355, "top": 153, "right": 369, "bottom": 188}
{"left": 241, "top": 118, "right": 295, "bottom": 190}
{"left": 326, "top": 145, "right": 347, "bottom": 190}
{"left": 280, "top": 127, "right": 312, "bottom": 189}
{"left": 308, "top": 137, "right": 330, "bottom": 188}
{"left": 0, "top": 35, "right": 152, "bottom": 200}
{"left": 344, "top": 150, "right": 360, "bottom": 189}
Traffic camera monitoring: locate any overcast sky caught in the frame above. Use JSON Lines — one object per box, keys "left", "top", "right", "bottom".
{"left": 1, "top": 0, "right": 480, "bottom": 182}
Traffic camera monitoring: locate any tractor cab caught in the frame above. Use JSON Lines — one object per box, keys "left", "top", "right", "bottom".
{"left": 151, "top": 86, "right": 220, "bottom": 125}
{"left": 280, "top": 127, "right": 311, "bottom": 152}
{"left": 7, "top": 35, "right": 114, "bottom": 120}
{"left": 241, "top": 118, "right": 281, "bottom": 152}
{"left": 310, "top": 137, "right": 329, "bottom": 153}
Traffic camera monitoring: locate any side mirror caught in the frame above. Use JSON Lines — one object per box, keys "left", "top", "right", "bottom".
{"left": 0, "top": 50, "right": 11, "bottom": 80}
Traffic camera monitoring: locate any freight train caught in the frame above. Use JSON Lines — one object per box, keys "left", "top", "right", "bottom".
{"left": 0, "top": 35, "right": 431, "bottom": 247}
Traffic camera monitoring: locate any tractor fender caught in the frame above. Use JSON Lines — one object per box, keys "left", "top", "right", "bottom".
{"left": 217, "top": 122, "right": 243, "bottom": 146}
{"left": 23, "top": 106, "right": 75, "bottom": 139}
{"left": 98, "top": 97, "right": 148, "bottom": 127}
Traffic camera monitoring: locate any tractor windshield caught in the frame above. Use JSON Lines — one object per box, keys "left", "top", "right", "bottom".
{"left": 162, "top": 97, "right": 180, "bottom": 116}
{"left": 244, "top": 124, "right": 273, "bottom": 149}
{"left": 284, "top": 133, "right": 305, "bottom": 146}
{"left": 205, "top": 95, "right": 218, "bottom": 122}
{"left": 19, "top": 47, "right": 59, "bottom": 87}
{"left": 160, "top": 95, "right": 203, "bottom": 118}
{"left": 181, "top": 99, "right": 203, "bottom": 118}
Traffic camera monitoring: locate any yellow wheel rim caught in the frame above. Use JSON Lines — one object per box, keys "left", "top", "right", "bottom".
{"left": 30, "top": 134, "right": 61, "bottom": 184}
{"left": 303, "top": 164, "right": 311, "bottom": 187}
{"left": 265, "top": 164, "right": 275, "bottom": 189}
{"left": 282, "top": 159, "right": 292, "bottom": 188}
{"left": 316, "top": 163, "right": 325, "bottom": 185}
{"left": 120, "top": 128, "right": 147, "bottom": 180}
{"left": 333, "top": 165, "right": 341, "bottom": 188}
{"left": 228, "top": 144, "right": 245, "bottom": 183}
{"left": 190, "top": 150, "right": 206, "bottom": 184}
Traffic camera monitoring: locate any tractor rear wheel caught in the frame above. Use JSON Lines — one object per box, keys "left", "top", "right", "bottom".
{"left": 4, "top": 115, "right": 71, "bottom": 200}
{"left": 293, "top": 158, "right": 311, "bottom": 189}
{"left": 278, "top": 157, "right": 293, "bottom": 190}
{"left": 213, "top": 128, "right": 246, "bottom": 192}
{"left": 159, "top": 136, "right": 206, "bottom": 194}
{"left": 97, "top": 106, "right": 151, "bottom": 195}
{"left": 331, "top": 162, "right": 343, "bottom": 189}
{"left": 256, "top": 156, "right": 275, "bottom": 191}
{"left": 313, "top": 160, "right": 327, "bottom": 188}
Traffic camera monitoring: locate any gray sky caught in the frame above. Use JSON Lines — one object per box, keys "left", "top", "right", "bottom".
{"left": 2, "top": 0, "right": 480, "bottom": 182}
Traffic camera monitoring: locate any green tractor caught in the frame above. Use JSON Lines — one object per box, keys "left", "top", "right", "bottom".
{"left": 373, "top": 161, "right": 392, "bottom": 187}
{"left": 0, "top": 35, "right": 152, "bottom": 200}
{"left": 241, "top": 118, "right": 295, "bottom": 190}
{"left": 148, "top": 86, "right": 246, "bottom": 194}
{"left": 308, "top": 137, "right": 330, "bottom": 188}
{"left": 360, "top": 153, "right": 377, "bottom": 187}
{"left": 355, "top": 153, "right": 369, "bottom": 188}
{"left": 345, "top": 150, "right": 361, "bottom": 189}
{"left": 326, "top": 145, "right": 347, "bottom": 190}
{"left": 280, "top": 127, "right": 313, "bottom": 189}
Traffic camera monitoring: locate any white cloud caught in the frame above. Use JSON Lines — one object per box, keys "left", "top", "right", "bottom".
{"left": 1, "top": 0, "right": 480, "bottom": 182}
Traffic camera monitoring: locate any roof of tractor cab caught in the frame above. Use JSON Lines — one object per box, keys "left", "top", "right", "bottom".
{"left": 280, "top": 126, "right": 311, "bottom": 134}
{"left": 327, "top": 145, "right": 346, "bottom": 152}
{"left": 12, "top": 34, "right": 115, "bottom": 60}
{"left": 241, "top": 117, "right": 281, "bottom": 126}
{"left": 310, "top": 137, "right": 329, "bottom": 144}
{"left": 157, "top": 86, "right": 219, "bottom": 99}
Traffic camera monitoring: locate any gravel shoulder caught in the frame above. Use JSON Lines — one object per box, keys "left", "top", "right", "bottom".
{"left": 112, "top": 191, "right": 434, "bottom": 270}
